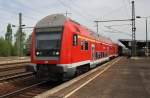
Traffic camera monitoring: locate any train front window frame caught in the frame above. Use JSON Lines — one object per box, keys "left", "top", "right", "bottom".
{"left": 34, "top": 27, "right": 63, "bottom": 57}
{"left": 35, "top": 32, "right": 61, "bottom": 50}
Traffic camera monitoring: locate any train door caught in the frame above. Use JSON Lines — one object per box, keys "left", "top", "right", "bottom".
{"left": 92, "top": 44, "right": 95, "bottom": 60}
{"left": 91, "top": 44, "right": 96, "bottom": 68}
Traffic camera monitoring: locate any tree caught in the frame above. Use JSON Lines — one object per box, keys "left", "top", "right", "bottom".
{"left": 0, "top": 24, "right": 14, "bottom": 56}
{"left": 5, "top": 23, "right": 12, "bottom": 44}
{"left": 24, "top": 34, "right": 32, "bottom": 55}
{"left": 0, "top": 37, "right": 12, "bottom": 56}
{"left": 14, "top": 28, "right": 26, "bottom": 56}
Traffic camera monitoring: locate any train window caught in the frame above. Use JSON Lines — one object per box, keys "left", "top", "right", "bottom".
{"left": 98, "top": 52, "right": 101, "bottom": 58}
{"left": 85, "top": 41, "right": 88, "bottom": 50}
{"left": 102, "top": 52, "right": 104, "bottom": 58}
{"left": 80, "top": 41, "right": 84, "bottom": 50}
{"left": 104, "top": 52, "right": 106, "bottom": 57}
{"left": 100, "top": 52, "right": 102, "bottom": 58}
{"left": 96, "top": 52, "right": 100, "bottom": 59}
{"left": 73, "top": 34, "right": 78, "bottom": 46}
{"left": 96, "top": 52, "right": 98, "bottom": 59}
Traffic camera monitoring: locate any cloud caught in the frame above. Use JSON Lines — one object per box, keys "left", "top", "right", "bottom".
{"left": 0, "top": 0, "right": 149, "bottom": 41}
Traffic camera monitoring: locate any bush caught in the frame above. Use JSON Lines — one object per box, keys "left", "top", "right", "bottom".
{"left": 0, "top": 37, "right": 13, "bottom": 56}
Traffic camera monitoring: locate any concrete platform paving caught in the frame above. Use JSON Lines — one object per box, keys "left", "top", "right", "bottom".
{"left": 0, "top": 57, "right": 30, "bottom": 65}
{"left": 66, "top": 57, "right": 150, "bottom": 98}
{"left": 34, "top": 57, "right": 150, "bottom": 98}
{"left": 0, "top": 57, "right": 29, "bottom": 61}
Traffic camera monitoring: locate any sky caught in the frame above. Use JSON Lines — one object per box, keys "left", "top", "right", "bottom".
{"left": 0, "top": 0, "right": 149, "bottom": 43}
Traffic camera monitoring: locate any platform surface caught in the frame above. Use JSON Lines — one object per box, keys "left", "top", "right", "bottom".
{"left": 0, "top": 57, "right": 30, "bottom": 65}
{"left": 66, "top": 57, "right": 150, "bottom": 98}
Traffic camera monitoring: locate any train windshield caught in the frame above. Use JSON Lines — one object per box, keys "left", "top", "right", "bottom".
{"left": 35, "top": 32, "right": 61, "bottom": 50}
{"left": 35, "top": 27, "right": 63, "bottom": 57}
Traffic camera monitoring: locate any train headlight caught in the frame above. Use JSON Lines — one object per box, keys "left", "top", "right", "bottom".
{"left": 36, "top": 51, "right": 40, "bottom": 55}
{"left": 56, "top": 51, "right": 59, "bottom": 55}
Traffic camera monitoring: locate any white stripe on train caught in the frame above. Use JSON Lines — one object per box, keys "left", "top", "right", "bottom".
{"left": 57, "top": 54, "right": 117, "bottom": 68}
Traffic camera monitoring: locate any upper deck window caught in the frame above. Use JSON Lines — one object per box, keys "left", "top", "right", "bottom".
{"left": 81, "top": 41, "right": 84, "bottom": 50}
{"left": 85, "top": 41, "right": 88, "bottom": 50}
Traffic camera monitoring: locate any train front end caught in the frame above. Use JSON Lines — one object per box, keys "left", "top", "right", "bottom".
{"left": 31, "top": 14, "right": 67, "bottom": 80}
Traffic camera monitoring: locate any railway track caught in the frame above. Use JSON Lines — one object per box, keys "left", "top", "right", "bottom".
{"left": 0, "top": 57, "right": 30, "bottom": 67}
{"left": 0, "top": 61, "right": 30, "bottom": 66}
{"left": 0, "top": 58, "right": 119, "bottom": 98}
{"left": 0, "top": 78, "right": 62, "bottom": 98}
{"left": 0, "top": 72, "right": 34, "bottom": 82}
{"left": 0, "top": 80, "right": 47, "bottom": 98}
{"left": 0, "top": 61, "right": 60, "bottom": 98}
{"left": 0, "top": 61, "right": 34, "bottom": 83}
{"left": 0, "top": 57, "right": 29, "bottom": 61}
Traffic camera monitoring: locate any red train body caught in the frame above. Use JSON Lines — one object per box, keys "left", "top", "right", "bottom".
{"left": 31, "top": 14, "right": 118, "bottom": 80}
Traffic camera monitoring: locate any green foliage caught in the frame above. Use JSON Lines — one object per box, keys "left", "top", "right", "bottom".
{"left": 24, "top": 34, "right": 31, "bottom": 55}
{"left": 0, "top": 23, "right": 14, "bottom": 56}
{"left": 14, "top": 28, "right": 26, "bottom": 56}
{"left": 12, "top": 42, "right": 18, "bottom": 56}
{"left": 0, "top": 24, "right": 28, "bottom": 57}
{"left": 5, "top": 23, "right": 12, "bottom": 43}
{"left": 0, "top": 37, "right": 13, "bottom": 56}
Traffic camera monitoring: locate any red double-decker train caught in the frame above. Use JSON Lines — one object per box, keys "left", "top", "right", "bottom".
{"left": 31, "top": 14, "right": 118, "bottom": 80}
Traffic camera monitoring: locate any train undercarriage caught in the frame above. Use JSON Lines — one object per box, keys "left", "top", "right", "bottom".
{"left": 34, "top": 57, "right": 112, "bottom": 81}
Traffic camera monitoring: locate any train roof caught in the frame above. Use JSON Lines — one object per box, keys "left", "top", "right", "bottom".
{"left": 36, "top": 14, "right": 66, "bottom": 28}
{"left": 36, "top": 14, "right": 115, "bottom": 45}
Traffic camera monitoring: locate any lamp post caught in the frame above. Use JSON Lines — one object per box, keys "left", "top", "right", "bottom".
{"left": 136, "top": 16, "right": 150, "bottom": 56}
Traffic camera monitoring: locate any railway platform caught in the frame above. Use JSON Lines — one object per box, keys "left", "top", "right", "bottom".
{"left": 0, "top": 57, "right": 30, "bottom": 65}
{"left": 65, "top": 57, "right": 150, "bottom": 98}
{"left": 35, "top": 57, "right": 150, "bottom": 98}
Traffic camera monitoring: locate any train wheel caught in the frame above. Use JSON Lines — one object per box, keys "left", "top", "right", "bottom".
{"left": 75, "top": 68, "right": 83, "bottom": 76}
{"left": 75, "top": 64, "right": 90, "bottom": 76}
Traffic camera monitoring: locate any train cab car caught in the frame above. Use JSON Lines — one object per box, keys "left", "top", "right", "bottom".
{"left": 31, "top": 14, "right": 118, "bottom": 80}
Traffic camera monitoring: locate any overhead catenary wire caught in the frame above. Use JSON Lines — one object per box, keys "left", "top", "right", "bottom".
{"left": 97, "top": 0, "right": 132, "bottom": 36}
{"left": 104, "top": 23, "right": 132, "bottom": 35}
{"left": 0, "top": 2, "right": 40, "bottom": 38}
{"left": 102, "top": 2, "right": 131, "bottom": 19}
{"left": 0, "top": 6, "right": 38, "bottom": 22}
{"left": 102, "top": 27, "right": 132, "bottom": 36}
{"left": 66, "top": 0, "right": 94, "bottom": 18}
{"left": 0, "top": 6, "right": 38, "bottom": 32}
{"left": 104, "top": 23, "right": 131, "bottom": 27}
{"left": 56, "top": 0, "right": 93, "bottom": 23}
{"left": 104, "top": 30, "right": 132, "bottom": 36}
{"left": 122, "top": 0, "right": 131, "bottom": 17}
{"left": 14, "top": 0, "right": 46, "bottom": 16}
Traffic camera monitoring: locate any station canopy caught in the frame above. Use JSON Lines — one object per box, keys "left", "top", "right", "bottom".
{"left": 119, "top": 39, "right": 150, "bottom": 49}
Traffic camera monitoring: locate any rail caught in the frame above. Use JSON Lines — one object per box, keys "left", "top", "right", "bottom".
{"left": 0, "top": 72, "right": 34, "bottom": 82}
{"left": 0, "top": 80, "right": 47, "bottom": 98}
